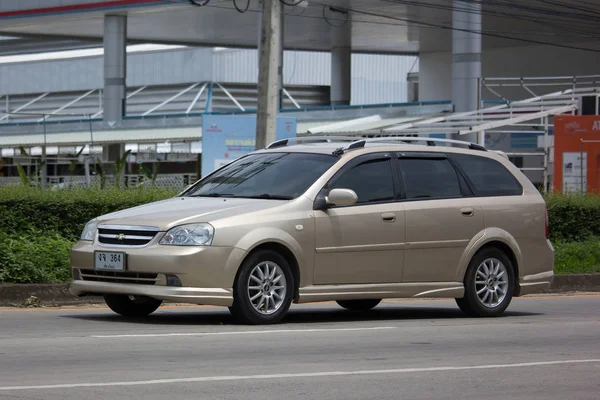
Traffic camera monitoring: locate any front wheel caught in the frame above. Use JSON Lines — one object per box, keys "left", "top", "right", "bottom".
{"left": 456, "top": 247, "right": 515, "bottom": 317}
{"left": 229, "top": 249, "right": 294, "bottom": 325}
{"left": 103, "top": 294, "right": 163, "bottom": 317}
{"left": 336, "top": 299, "right": 381, "bottom": 311}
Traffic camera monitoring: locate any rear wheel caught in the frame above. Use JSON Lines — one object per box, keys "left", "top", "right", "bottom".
{"left": 103, "top": 294, "right": 162, "bottom": 317}
{"left": 336, "top": 299, "right": 381, "bottom": 311}
{"left": 456, "top": 247, "right": 515, "bottom": 317}
{"left": 229, "top": 249, "right": 294, "bottom": 325}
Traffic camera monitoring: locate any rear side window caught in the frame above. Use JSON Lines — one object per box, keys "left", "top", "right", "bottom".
{"left": 398, "top": 158, "right": 462, "bottom": 199}
{"left": 330, "top": 158, "right": 395, "bottom": 204}
{"left": 451, "top": 154, "right": 523, "bottom": 196}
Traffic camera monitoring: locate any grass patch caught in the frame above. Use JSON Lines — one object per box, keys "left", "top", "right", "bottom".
{"left": 0, "top": 230, "right": 76, "bottom": 284}
{"left": 554, "top": 237, "right": 600, "bottom": 275}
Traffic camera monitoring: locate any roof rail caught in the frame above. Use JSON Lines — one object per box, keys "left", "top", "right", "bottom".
{"left": 265, "top": 135, "right": 487, "bottom": 155}
{"left": 266, "top": 136, "right": 359, "bottom": 149}
{"left": 339, "top": 136, "right": 487, "bottom": 153}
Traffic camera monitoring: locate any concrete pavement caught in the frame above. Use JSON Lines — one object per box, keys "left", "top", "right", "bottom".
{"left": 0, "top": 295, "right": 599, "bottom": 399}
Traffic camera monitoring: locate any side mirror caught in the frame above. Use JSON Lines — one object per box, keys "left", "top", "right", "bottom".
{"left": 326, "top": 188, "right": 358, "bottom": 207}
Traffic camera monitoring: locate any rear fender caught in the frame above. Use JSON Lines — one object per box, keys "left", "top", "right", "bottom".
{"left": 455, "top": 228, "right": 522, "bottom": 281}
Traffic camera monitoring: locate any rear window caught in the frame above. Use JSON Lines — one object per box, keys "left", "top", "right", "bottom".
{"left": 451, "top": 154, "right": 523, "bottom": 197}
{"left": 398, "top": 158, "right": 462, "bottom": 199}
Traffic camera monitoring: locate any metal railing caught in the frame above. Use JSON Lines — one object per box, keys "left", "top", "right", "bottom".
{"left": 0, "top": 111, "right": 96, "bottom": 189}
{"left": 0, "top": 173, "right": 198, "bottom": 190}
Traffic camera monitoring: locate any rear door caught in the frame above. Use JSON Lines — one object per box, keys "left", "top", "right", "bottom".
{"left": 396, "top": 152, "right": 485, "bottom": 283}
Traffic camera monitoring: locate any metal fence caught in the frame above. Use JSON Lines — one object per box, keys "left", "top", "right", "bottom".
{"left": 0, "top": 174, "right": 198, "bottom": 191}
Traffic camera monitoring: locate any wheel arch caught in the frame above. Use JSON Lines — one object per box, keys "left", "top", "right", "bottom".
{"left": 457, "top": 228, "right": 522, "bottom": 284}
{"left": 233, "top": 229, "right": 304, "bottom": 303}
{"left": 244, "top": 242, "right": 301, "bottom": 302}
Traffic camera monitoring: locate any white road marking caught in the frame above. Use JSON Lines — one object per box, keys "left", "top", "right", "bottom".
{"left": 90, "top": 326, "right": 397, "bottom": 338}
{"left": 1, "top": 359, "right": 599, "bottom": 391}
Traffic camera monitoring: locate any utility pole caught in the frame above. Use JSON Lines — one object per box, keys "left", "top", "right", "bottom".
{"left": 41, "top": 115, "right": 47, "bottom": 189}
{"left": 278, "top": 4, "right": 284, "bottom": 110}
{"left": 255, "top": 0, "right": 281, "bottom": 150}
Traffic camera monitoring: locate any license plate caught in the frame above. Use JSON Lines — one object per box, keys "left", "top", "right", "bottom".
{"left": 94, "top": 251, "right": 126, "bottom": 271}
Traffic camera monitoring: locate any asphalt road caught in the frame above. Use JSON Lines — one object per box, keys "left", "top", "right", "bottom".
{"left": 1, "top": 294, "right": 599, "bottom": 400}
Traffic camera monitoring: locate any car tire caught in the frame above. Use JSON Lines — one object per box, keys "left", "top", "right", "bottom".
{"left": 336, "top": 299, "right": 381, "bottom": 311}
{"left": 229, "top": 249, "right": 294, "bottom": 325}
{"left": 103, "top": 294, "right": 162, "bottom": 317}
{"left": 456, "top": 247, "right": 515, "bottom": 317}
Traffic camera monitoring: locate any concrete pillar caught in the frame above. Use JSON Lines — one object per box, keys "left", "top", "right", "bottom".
{"left": 452, "top": 0, "right": 481, "bottom": 143}
{"left": 330, "top": 21, "right": 352, "bottom": 106}
{"left": 103, "top": 14, "right": 127, "bottom": 128}
{"left": 255, "top": 0, "right": 281, "bottom": 150}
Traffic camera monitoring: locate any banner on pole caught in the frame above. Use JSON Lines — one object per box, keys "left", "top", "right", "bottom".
{"left": 201, "top": 115, "right": 297, "bottom": 177}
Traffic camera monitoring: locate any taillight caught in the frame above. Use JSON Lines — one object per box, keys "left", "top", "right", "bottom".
{"left": 545, "top": 207, "right": 549, "bottom": 239}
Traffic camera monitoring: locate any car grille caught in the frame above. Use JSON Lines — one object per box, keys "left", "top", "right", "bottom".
{"left": 79, "top": 269, "right": 158, "bottom": 285}
{"left": 97, "top": 225, "right": 159, "bottom": 246}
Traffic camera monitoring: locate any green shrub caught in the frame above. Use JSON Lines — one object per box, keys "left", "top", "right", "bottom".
{"left": 2, "top": 188, "right": 600, "bottom": 284}
{"left": 0, "top": 230, "right": 75, "bottom": 283}
{"left": 0, "top": 186, "right": 178, "bottom": 241}
{"left": 554, "top": 237, "right": 600, "bottom": 275}
{"left": 545, "top": 193, "right": 600, "bottom": 242}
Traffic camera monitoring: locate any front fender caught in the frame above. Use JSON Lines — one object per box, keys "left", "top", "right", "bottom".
{"left": 232, "top": 227, "right": 306, "bottom": 281}
{"left": 455, "top": 228, "right": 523, "bottom": 281}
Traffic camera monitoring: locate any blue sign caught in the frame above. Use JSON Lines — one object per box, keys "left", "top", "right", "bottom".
{"left": 201, "top": 115, "right": 297, "bottom": 177}
{"left": 510, "top": 133, "right": 540, "bottom": 149}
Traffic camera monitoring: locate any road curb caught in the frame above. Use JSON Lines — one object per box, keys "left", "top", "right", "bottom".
{"left": 1, "top": 274, "right": 599, "bottom": 307}
{"left": 546, "top": 273, "right": 600, "bottom": 293}
{"left": 0, "top": 284, "right": 103, "bottom": 307}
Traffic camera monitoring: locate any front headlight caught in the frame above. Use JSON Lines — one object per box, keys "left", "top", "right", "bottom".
{"left": 159, "top": 223, "right": 215, "bottom": 246}
{"left": 80, "top": 220, "right": 98, "bottom": 242}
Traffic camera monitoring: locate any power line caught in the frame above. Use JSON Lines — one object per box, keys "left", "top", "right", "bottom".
{"left": 313, "top": 0, "right": 600, "bottom": 54}
{"left": 176, "top": 0, "right": 600, "bottom": 53}
{"left": 383, "top": 0, "right": 600, "bottom": 38}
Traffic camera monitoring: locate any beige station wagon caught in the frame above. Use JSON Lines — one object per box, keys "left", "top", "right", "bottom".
{"left": 70, "top": 136, "right": 555, "bottom": 324}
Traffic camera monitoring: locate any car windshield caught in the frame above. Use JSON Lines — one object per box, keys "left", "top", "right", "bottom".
{"left": 184, "top": 152, "right": 338, "bottom": 200}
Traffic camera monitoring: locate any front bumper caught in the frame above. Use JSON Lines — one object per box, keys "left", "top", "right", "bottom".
{"left": 69, "top": 280, "right": 233, "bottom": 306}
{"left": 69, "top": 239, "right": 247, "bottom": 306}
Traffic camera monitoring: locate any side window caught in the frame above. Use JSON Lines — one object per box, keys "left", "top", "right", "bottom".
{"left": 329, "top": 158, "right": 395, "bottom": 204}
{"left": 451, "top": 154, "right": 523, "bottom": 196}
{"left": 398, "top": 158, "right": 462, "bottom": 199}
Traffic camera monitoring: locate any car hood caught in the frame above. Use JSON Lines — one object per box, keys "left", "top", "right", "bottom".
{"left": 95, "top": 196, "right": 285, "bottom": 230}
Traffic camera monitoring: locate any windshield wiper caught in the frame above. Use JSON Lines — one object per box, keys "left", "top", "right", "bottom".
{"left": 190, "top": 193, "right": 236, "bottom": 198}
{"left": 190, "top": 193, "right": 293, "bottom": 200}
{"left": 243, "top": 194, "right": 294, "bottom": 200}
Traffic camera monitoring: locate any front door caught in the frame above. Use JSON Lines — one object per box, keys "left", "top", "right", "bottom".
{"left": 313, "top": 154, "right": 405, "bottom": 285}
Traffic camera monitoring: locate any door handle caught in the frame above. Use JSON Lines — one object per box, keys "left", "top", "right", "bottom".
{"left": 381, "top": 213, "right": 396, "bottom": 222}
{"left": 461, "top": 207, "right": 474, "bottom": 217}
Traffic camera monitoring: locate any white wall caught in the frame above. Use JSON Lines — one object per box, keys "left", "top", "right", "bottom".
{"left": 0, "top": 47, "right": 214, "bottom": 95}
{"left": 0, "top": 46, "right": 419, "bottom": 106}
{"left": 352, "top": 54, "right": 419, "bottom": 104}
